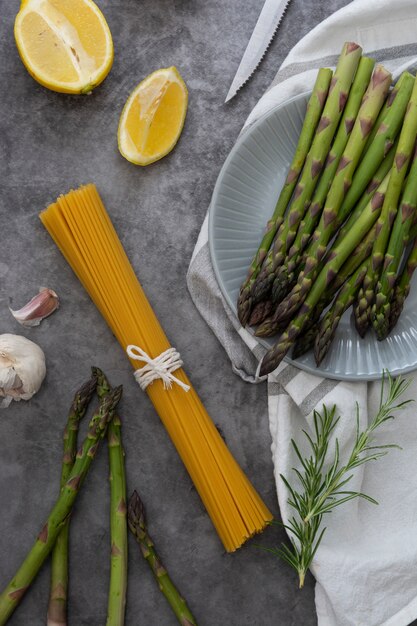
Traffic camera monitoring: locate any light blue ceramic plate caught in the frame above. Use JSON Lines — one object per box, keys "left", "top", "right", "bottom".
{"left": 209, "top": 92, "right": 417, "bottom": 381}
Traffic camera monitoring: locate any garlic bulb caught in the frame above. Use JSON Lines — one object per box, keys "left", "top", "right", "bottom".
{"left": 0, "top": 334, "right": 46, "bottom": 409}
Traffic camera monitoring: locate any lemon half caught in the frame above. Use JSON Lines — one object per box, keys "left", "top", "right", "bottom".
{"left": 14, "top": 0, "right": 114, "bottom": 94}
{"left": 118, "top": 67, "right": 188, "bottom": 166}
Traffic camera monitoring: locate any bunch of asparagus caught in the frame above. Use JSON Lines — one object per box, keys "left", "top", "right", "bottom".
{"left": 237, "top": 42, "right": 417, "bottom": 375}
{"left": 0, "top": 371, "right": 123, "bottom": 626}
{"left": 0, "top": 370, "right": 197, "bottom": 626}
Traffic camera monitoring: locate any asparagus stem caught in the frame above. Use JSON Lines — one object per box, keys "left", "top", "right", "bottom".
{"left": 0, "top": 387, "right": 122, "bottom": 626}
{"left": 372, "top": 142, "right": 417, "bottom": 339}
{"left": 288, "top": 72, "right": 413, "bottom": 331}
{"left": 339, "top": 71, "right": 414, "bottom": 215}
{"left": 270, "top": 65, "right": 392, "bottom": 327}
{"left": 355, "top": 75, "right": 417, "bottom": 337}
{"left": 272, "top": 143, "right": 396, "bottom": 311}
{"left": 291, "top": 224, "right": 377, "bottom": 358}
{"left": 250, "top": 43, "right": 362, "bottom": 309}
{"left": 334, "top": 141, "right": 397, "bottom": 244}
{"left": 128, "top": 491, "right": 198, "bottom": 626}
{"left": 94, "top": 368, "right": 128, "bottom": 626}
{"left": 256, "top": 221, "right": 378, "bottom": 339}
{"left": 236, "top": 68, "right": 333, "bottom": 326}
{"left": 388, "top": 232, "right": 417, "bottom": 332}
{"left": 47, "top": 373, "right": 98, "bottom": 626}
{"left": 94, "top": 367, "right": 128, "bottom": 626}
{"left": 271, "top": 56, "right": 376, "bottom": 304}
{"left": 314, "top": 260, "right": 369, "bottom": 365}
{"left": 291, "top": 314, "right": 320, "bottom": 359}
{"left": 259, "top": 174, "right": 390, "bottom": 375}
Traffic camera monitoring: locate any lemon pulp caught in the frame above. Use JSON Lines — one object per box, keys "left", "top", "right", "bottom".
{"left": 118, "top": 67, "right": 188, "bottom": 166}
{"left": 15, "top": 0, "right": 113, "bottom": 94}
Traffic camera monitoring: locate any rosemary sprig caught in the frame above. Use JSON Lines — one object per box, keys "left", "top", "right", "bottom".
{"left": 268, "top": 372, "right": 411, "bottom": 588}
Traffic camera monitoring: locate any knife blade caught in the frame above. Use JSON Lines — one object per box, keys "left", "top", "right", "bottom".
{"left": 225, "top": 0, "right": 292, "bottom": 103}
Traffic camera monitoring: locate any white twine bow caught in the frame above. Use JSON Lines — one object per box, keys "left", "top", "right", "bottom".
{"left": 126, "top": 345, "right": 190, "bottom": 392}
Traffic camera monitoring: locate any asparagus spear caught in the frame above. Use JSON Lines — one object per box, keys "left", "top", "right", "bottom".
{"left": 388, "top": 233, "right": 417, "bottom": 333}
{"left": 291, "top": 224, "right": 377, "bottom": 358}
{"left": 271, "top": 56, "right": 376, "bottom": 304}
{"left": 372, "top": 142, "right": 417, "bottom": 339}
{"left": 94, "top": 368, "right": 128, "bottom": 626}
{"left": 355, "top": 75, "right": 417, "bottom": 337}
{"left": 0, "top": 386, "right": 122, "bottom": 626}
{"left": 236, "top": 68, "right": 333, "bottom": 326}
{"left": 128, "top": 491, "right": 198, "bottom": 626}
{"left": 252, "top": 196, "right": 380, "bottom": 330}
{"left": 337, "top": 71, "right": 414, "bottom": 216}
{"left": 257, "top": 219, "right": 379, "bottom": 338}
{"left": 270, "top": 65, "right": 392, "bottom": 326}
{"left": 359, "top": 87, "right": 393, "bottom": 157}
{"left": 258, "top": 175, "right": 390, "bottom": 375}
{"left": 272, "top": 127, "right": 396, "bottom": 311}
{"left": 281, "top": 74, "right": 412, "bottom": 316}
{"left": 248, "top": 299, "right": 274, "bottom": 326}
{"left": 47, "top": 373, "right": 98, "bottom": 626}
{"left": 291, "top": 314, "right": 320, "bottom": 359}
{"left": 314, "top": 260, "right": 369, "bottom": 365}
{"left": 250, "top": 43, "right": 362, "bottom": 309}
{"left": 334, "top": 141, "right": 397, "bottom": 244}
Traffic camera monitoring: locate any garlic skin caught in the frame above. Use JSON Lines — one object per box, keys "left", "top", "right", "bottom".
{"left": 0, "top": 334, "right": 46, "bottom": 408}
{"left": 10, "top": 288, "right": 59, "bottom": 328}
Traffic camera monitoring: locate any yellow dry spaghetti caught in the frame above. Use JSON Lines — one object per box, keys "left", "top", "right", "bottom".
{"left": 40, "top": 184, "right": 272, "bottom": 552}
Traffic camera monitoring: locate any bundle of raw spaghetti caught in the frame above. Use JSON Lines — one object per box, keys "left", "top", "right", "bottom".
{"left": 40, "top": 184, "right": 272, "bottom": 552}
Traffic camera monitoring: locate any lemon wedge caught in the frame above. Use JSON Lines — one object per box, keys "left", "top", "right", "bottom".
{"left": 14, "top": 0, "right": 113, "bottom": 94}
{"left": 118, "top": 67, "right": 188, "bottom": 166}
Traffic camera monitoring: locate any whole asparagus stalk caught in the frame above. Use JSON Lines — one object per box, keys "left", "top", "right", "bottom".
{"left": 47, "top": 373, "right": 98, "bottom": 626}
{"left": 372, "top": 143, "right": 417, "bottom": 339}
{"left": 236, "top": 67, "right": 333, "bottom": 326}
{"left": 0, "top": 386, "right": 122, "bottom": 626}
{"left": 271, "top": 56, "right": 376, "bottom": 304}
{"left": 250, "top": 42, "right": 362, "bottom": 309}
{"left": 270, "top": 65, "right": 392, "bottom": 327}
{"left": 128, "top": 491, "right": 198, "bottom": 626}
{"left": 94, "top": 368, "right": 128, "bottom": 626}
{"left": 314, "top": 260, "right": 369, "bottom": 365}
{"left": 291, "top": 224, "right": 377, "bottom": 358}
{"left": 259, "top": 174, "right": 390, "bottom": 375}
{"left": 388, "top": 233, "right": 417, "bottom": 332}
{"left": 355, "top": 75, "right": 417, "bottom": 337}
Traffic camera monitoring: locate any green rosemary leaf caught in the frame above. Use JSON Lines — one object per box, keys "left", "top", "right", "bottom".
{"left": 263, "top": 372, "right": 411, "bottom": 588}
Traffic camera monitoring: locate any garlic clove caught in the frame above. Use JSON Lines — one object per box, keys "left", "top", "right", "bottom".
{"left": 0, "top": 334, "right": 46, "bottom": 408}
{"left": 0, "top": 364, "right": 22, "bottom": 392}
{"left": 0, "top": 396, "right": 13, "bottom": 409}
{"left": 10, "top": 288, "right": 59, "bottom": 327}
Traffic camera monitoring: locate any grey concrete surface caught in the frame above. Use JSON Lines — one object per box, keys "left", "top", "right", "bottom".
{"left": 0, "top": 1, "right": 405, "bottom": 625}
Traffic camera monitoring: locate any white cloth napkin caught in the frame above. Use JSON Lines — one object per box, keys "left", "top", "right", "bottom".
{"left": 187, "top": 1, "right": 417, "bottom": 624}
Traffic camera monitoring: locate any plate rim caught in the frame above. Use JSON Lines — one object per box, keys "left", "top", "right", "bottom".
{"left": 208, "top": 92, "right": 417, "bottom": 382}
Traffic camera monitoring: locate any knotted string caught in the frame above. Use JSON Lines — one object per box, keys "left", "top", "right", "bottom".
{"left": 126, "top": 345, "right": 190, "bottom": 392}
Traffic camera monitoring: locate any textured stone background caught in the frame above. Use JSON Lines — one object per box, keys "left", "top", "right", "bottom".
{"left": 0, "top": 1, "right": 384, "bottom": 624}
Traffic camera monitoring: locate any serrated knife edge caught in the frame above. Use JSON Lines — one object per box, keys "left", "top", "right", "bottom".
{"left": 225, "top": 0, "right": 292, "bottom": 103}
